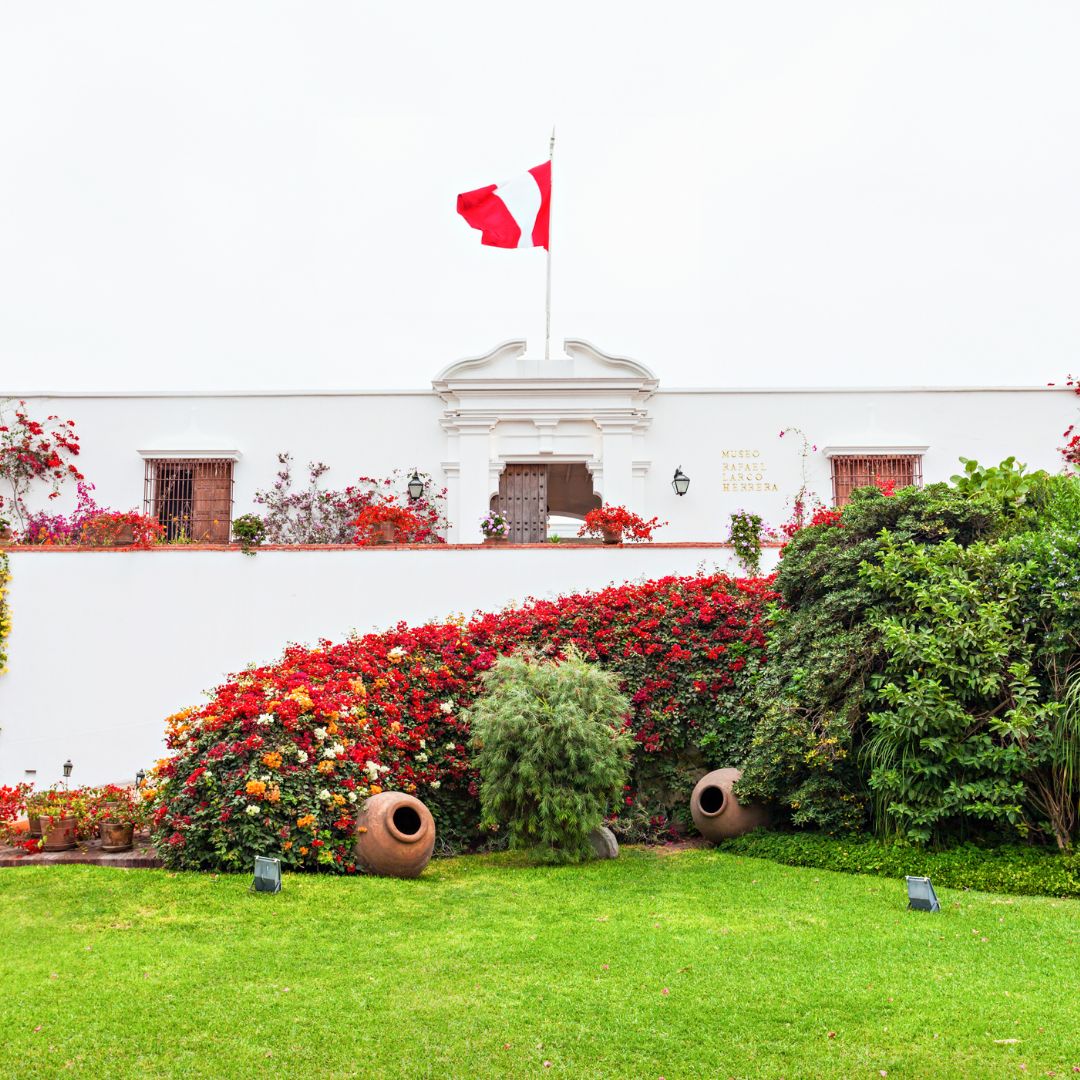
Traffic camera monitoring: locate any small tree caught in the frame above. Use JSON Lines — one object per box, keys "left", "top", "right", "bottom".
{"left": 468, "top": 648, "right": 633, "bottom": 862}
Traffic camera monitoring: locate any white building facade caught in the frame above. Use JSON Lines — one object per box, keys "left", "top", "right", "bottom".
{"left": 7, "top": 338, "right": 1070, "bottom": 541}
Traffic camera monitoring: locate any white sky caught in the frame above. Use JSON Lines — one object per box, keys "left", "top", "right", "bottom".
{"left": 1, "top": 2, "right": 1078, "bottom": 391}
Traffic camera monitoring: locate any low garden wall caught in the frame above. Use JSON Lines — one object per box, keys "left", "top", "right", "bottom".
{"left": 0, "top": 543, "right": 779, "bottom": 787}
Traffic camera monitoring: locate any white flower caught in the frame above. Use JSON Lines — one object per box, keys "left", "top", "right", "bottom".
{"left": 245, "top": 804, "right": 261, "bottom": 816}
{"left": 378, "top": 764, "right": 390, "bottom": 774}
{"left": 365, "top": 760, "right": 380, "bottom": 780}
{"left": 348, "top": 792, "right": 357, "bottom": 803}
{"left": 419, "top": 739, "right": 427, "bottom": 749}
{"left": 440, "top": 702, "right": 454, "bottom": 715}
{"left": 255, "top": 714, "right": 274, "bottom": 727}
{"left": 319, "top": 788, "right": 332, "bottom": 801}
{"left": 388, "top": 646, "right": 406, "bottom": 661}
{"left": 296, "top": 750, "right": 308, "bottom": 764}
{"left": 331, "top": 742, "right": 345, "bottom": 757}
{"left": 314, "top": 727, "right": 328, "bottom": 741}
{"left": 430, "top": 780, "right": 441, "bottom": 790}
{"left": 415, "top": 752, "right": 428, "bottom": 763}
{"left": 446, "top": 742, "right": 456, "bottom": 751}
{"left": 322, "top": 748, "right": 337, "bottom": 760}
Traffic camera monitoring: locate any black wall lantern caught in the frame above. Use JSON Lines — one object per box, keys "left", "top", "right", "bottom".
{"left": 672, "top": 467, "right": 690, "bottom": 496}
{"left": 63, "top": 759, "right": 73, "bottom": 779}
{"left": 407, "top": 470, "right": 425, "bottom": 501}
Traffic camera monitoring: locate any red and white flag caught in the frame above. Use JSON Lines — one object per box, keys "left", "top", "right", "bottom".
{"left": 456, "top": 160, "right": 551, "bottom": 250}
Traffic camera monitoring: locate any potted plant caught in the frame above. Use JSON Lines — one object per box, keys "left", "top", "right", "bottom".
{"left": 231, "top": 513, "right": 266, "bottom": 555}
{"left": 578, "top": 506, "right": 667, "bottom": 545}
{"left": 480, "top": 511, "right": 510, "bottom": 545}
{"left": 353, "top": 501, "right": 425, "bottom": 546}
{"left": 80, "top": 510, "right": 164, "bottom": 548}
{"left": 0, "top": 516, "right": 12, "bottom": 543}
{"left": 99, "top": 790, "right": 140, "bottom": 853}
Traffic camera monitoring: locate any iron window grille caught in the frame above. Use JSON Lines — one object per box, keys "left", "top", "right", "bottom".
{"left": 143, "top": 458, "right": 235, "bottom": 542}
{"left": 830, "top": 454, "right": 923, "bottom": 507}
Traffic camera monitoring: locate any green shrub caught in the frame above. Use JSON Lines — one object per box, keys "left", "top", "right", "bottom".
{"left": 737, "top": 484, "right": 1001, "bottom": 834}
{"left": 468, "top": 649, "right": 633, "bottom": 862}
{"left": 718, "top": 830, "right": 1080, "bottom": 899}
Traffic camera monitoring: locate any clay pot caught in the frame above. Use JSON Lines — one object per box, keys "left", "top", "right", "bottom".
{"left": 40, "top": 815, "right": 78, "bottom": 852}
{"left": 690, "top": 768, "right": 769, "bottom": 843}
{"left": 483, "top": 535, "right": 509, "bottom": 545}
{"left": 354, "top": 792, "right": 435, "bottom": 878}
{"left": 100, "top": 821, "right": 134, "bottom": 852}
{"left": 601, "top": 527, "right": 623, "bottom": 545}
{"left": 371, "top": 521, "right": 396, "bottom": 545}
{"left": 26, "top": 813, "right": 44, "bottom": 839}
{"left": 113, "top": 523, "right": 136, "bottom": 546}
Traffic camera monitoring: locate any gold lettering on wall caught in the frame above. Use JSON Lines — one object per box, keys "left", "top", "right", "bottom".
{"left": 719, "top": 449, "right": 778, "bottom": 493}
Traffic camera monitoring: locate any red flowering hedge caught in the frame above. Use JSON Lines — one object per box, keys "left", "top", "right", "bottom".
{"left": 148, "top": 572, "right": 777, "bottom": 872}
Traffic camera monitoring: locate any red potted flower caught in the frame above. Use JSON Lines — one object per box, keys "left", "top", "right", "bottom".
{"left": 578, "top": 506, "right": 666, "bottom": 545}
{"left": 353, "top": 500, "right": 426, "bottom": 545}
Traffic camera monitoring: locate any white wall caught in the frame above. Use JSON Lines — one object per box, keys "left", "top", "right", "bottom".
{"left": 0, "top": 545, "right": 777, "bottom": 787}
{"left": 8, "top": 385, "right": 1073, "bottom": 542}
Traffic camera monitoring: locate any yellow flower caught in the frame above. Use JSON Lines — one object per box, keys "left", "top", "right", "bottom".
{"left": 332, "top": 794, "right": 346, "bottom": 807}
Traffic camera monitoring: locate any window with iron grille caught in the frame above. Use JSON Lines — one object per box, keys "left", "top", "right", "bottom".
{"left": 830, "top": 453, "right": 923, "bottom": 506}
{"left": 143, "top": 458, "right": 234, "bottom": 542}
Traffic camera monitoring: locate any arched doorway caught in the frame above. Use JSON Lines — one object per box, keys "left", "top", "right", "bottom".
{"left": 491, "top": 462, "right": 600, "bottom": 543}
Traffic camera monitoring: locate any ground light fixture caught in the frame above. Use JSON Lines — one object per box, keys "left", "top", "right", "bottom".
{"left": 136, "top": 769, "right": 146, "bottom": 788}
{"left": 407, "top": 470, "right": 425, "bottom": 500}
{"left": 672, "top": 467, "right": 690, "bottom": 496}
{"left": 906, "top": 875, "right": 941, "bottom": 912}
{"left": 252, "top": 856, "right": 282, "bottom": 894}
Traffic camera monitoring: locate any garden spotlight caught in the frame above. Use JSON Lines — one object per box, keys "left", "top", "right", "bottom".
{"left": 252, "top": 856, "right": 282, "bottom": 894}
{"left": 905, "top": 875, "right": 940, "bottom": 912}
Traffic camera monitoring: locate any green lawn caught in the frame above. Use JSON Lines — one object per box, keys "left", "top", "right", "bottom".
{"left": 1, "top": 849, "right": 1077, "bottom": 1079}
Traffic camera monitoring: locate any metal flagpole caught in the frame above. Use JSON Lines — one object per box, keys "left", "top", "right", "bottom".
{"left": 545, "top": 126, "right": 555, "bottom": 362}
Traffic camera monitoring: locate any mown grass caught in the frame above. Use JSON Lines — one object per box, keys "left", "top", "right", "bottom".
{"left": 1, "top": 848, "right": 1077, "bottom": 1079}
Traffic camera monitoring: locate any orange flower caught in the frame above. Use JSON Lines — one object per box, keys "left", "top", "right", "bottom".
{"left": 267, "top": 786, "right": 281, "bottom": 803}
{"left": 296, "top": 814, "right": 316, "bottom": 828}
{"left": 283, "top": 840, "right": 293, "bottom": 850}
{"left": 327, "top": 721, "right": 339, "bottom": 735}
{"left": 370, "top": 784, "right": 383, "bottom": 796}
{"left": 299, "top": 846, "right": 309, "bottom": 856}
{"left": 245, "top": 780, "right": 267, "bottom": 797}
{"left": 261, "top": 751, "right": 283, "bottom": 770}
{"left": 317, "top": 760, "right": 334, "bottom": 774}
{"left": 332, "top": 794, "right": 346, "bottom": 807}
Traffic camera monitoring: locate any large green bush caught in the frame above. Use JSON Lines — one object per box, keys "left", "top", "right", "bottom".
{"left": 736, "top": 483, "right": 1000, "bottom": 834}
{"left": 738, "top": 473, "right": 1080, "bottom": 852}
{"left": 468, "top": 650, "right": 633, "bottom": 862}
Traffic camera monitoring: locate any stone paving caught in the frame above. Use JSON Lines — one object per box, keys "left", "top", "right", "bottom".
{"left": 0, "top": 833, "right": 161, "bottom": 869}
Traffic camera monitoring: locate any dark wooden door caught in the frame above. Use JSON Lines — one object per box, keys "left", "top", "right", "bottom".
{"left": 495, "top": 465, "right": 548, "bottom": 543}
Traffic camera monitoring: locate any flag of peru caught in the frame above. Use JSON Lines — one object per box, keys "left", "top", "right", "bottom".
{"left": 456, "top": 161, "right": 551, "bottom": 250}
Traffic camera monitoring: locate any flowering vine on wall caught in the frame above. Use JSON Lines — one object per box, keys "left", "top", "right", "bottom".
{"left": 0, "top": 552, "right": 9, "bottom": 677}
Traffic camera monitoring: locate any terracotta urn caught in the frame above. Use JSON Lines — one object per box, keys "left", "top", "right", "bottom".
{"left": 601, "top": 527, "right": 623, "bottom": 545}
{"left": 354, "top": 791, "right": 435, "bottom": 878}
{"left": 40, "top": 815, "right": 78, "bottom": 852}
{"left": 113, "top": 523, "right": 136, "bottom": 546}
{"left": 100, "top": 821, "right": 134, "bottom": 852}
{"left": 26, "top": 813, "right": 44, "bottom": 839}
{"left": 689, "top": 768, "right": 769, "bottom": 843}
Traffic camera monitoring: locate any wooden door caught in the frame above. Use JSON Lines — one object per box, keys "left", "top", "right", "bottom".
{"left": 495, "top": 465, "right": 548, "bottom": 543}
{"left": 190, "top": 460, "right": 234, "bottom": 542}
